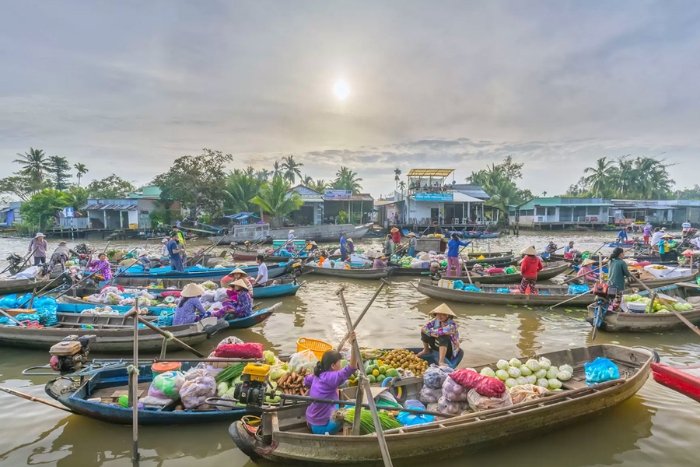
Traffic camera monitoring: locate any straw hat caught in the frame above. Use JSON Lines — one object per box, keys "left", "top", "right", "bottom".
{"left": 391, "top": 227, "right": 399, "bottom": 233}
{"left": 661, "top": 234, "right": 674, "bottom": 239}
{"left": 521, "top": 246, "right": 537, "bottom": 256}
{"left": 227, "top": 267, "right": 248, "bottom": 277}
{"left": 310, "top": 241, "right": 318, "bottom": 246}
{"left": 181, "top": 283, "right": 205, "bottom": 298}
{"left": 35, "top": 232, "right": 45, "bottom": 238}
{"left": 581, "top": 258, "right": 596, "bottom": 266}
{"left": 229, "top": 279, "right": 250, "bottom": 291}
{"left": 429, "top": 303, "right": 457, "bottom": 318}
{"left": 288, "top": 229, "right": 295, "bottom": 233}
{"left": 59, "top": 241, "right": 67, "bottom": 246}
{"left": 161, "top": 238, "right": 169, "bottom": 243}
{"left": 407, "top": 232, "right": 416, "bottom": 237}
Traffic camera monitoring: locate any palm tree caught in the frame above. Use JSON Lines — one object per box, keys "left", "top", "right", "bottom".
{"left": 584, "top": 157, "right": 615, "bottom": 197}
{"left": 14, "top": 148, "right": 50, "bottom": 185}
{"left": 74, "top": 163, "right": 89, "bottom": 187}
{"left": 486, "top": 179, "right": 527, "bottom": 224}
{"left": 398, "top": 180, "right": 406, "bottom": 191}
{"left": 308, "top": 179, "right": 328, "bottom": 194}
{"left": 226, "top": 170, "right": 262, "bottom": 213}
{"left": 255, "top": 169, "right": 271, "bottom": 181}
{"left": 333, "top": 167, "right": 363, "bottom": 194}
{"left": 302, "top": 175, "right": 314, "bottom": 186}
{"left": 281, "top": 155, "right": 303, "bottom": 183}
{"left": 394, "top": 168, "right": 402, "bottom": 188}
{"left": 272, "top": 161, "right": 282, "bottom": 178}
{"left": 250, "top": 175, "right": 303, "bottom": 227}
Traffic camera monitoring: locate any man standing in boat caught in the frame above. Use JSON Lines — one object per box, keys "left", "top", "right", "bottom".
{"left": 28, "top": 232, "right": 48, "bottom": 266}
{"left": 167, "top": 236, "right": 185, "bottom": 273}
{"left": 339, "top": 232, "right": 348, "bottom": 261}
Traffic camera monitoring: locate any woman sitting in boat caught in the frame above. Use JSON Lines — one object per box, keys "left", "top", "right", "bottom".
{"left": 226, "top": 279, "right": 253, "bottom": 318}
{"left": 221, "top": 267, "right": 255, "bottom": 289}
{"left": 304, "top": 332, "right": 358, "bottom": 435}
{"left": 608, "top": 247, "right": 631, "bottom": 311}
{"left": 305, "top": 240, "right": 318, "bottom": 253}
{"left": 372, "top": 255, "right": 387, "bottom": 269}
{"left": 576, "top": 258, "right": 599, "bottom": 282}
{"left": 417, "top": 303, "right": 460, "bottom": 367}
{"left": 519, "top": 246, "right": 543, "bottom": 294}
{"left": 173, "top": 283, "right": 207, "bottom": 325}
{"left": 543, "top": 241, "right": 558, "bottom": 257}
{"left": 88, "top": 253, "right": 113, "bottom": 281}
{"left": 563, "top": 241, "right": 577, "bottom": 260}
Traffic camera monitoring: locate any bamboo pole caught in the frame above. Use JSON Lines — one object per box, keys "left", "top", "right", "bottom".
{"left": 548, "top": 290, "right": 593, "bottom": 309}
{"left": 131, "top": 305, "right": 140, "bottom": 462}
{"left": 336, "top": 279, "right": 389, "bottom": 350}
{"left": 134, "top": 315, "right": 205, "bottom": 358}
{"left": 0, "top": 386, "right": 72, "bottom": 412}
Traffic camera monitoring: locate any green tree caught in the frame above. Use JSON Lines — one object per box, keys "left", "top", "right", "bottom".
{"left": 74, "top": 163, "right": 89, "bottom": 187}
{"left": 255, "top": 169, "right": 271, "bottom": 181}
{"left": 225, "top": 169, "right": 262, "bottom": 213}
{"left": 20, "top": 188, "right": 71, "bottom": 229}
{"left": 674, "top": 185, "right": 700, "bottom": 200}
{"left": 398, "top": 180, "right": 406, "bottom": 191}
{"left": 466, "top": 157, "right": 531, "bottom": 225}
{"left": 250, "top": 175, "right": 303, "bottom": 227}
{"left": 0, "top": 176, "right": 35, "bottom": 201}
{"left": 281, "top": 155, "right": 303, "bottom": 183}
{"left": 308, "top": 179, "right": 329, "bottom": 194}
{"left": 272, "top": 161, "right": 282, "bottom": 177}
{"left": 152, "top": 149, "right": 233, "bottom": 218}
{"left": 583, "top": 157, "right": 616, "bottom": 197}
{"left": 13, "top": 148, "right": 51, "bottom": 185}
{"left": 394, "top": 168, "right": 402, "bottom": 188}
{"left": 65, "top": 186, "right": 89, "bottom": 213}
{"left": 302, "top": 175, "right": 314, "bottom": 186}
{"left": 87, "top": 174, "right": 137, "bottom": 199}
{"left": 48, "top": 155, "right": 72, "bottom": 190}
{"left": 563, "top": 177, "right": 592, "bottom": 197}
{"left": 333, "top": 167, "right": 363, "bottom": 194}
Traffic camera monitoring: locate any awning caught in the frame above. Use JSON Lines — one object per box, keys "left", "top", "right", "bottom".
{"left": 407, "top": 169, "right": 454, "bottom": 177}
{"left": 82, "top": 203, "right": 138, "bottom": 211}
{"left": 451, "top": 192, "right": 484, "bottom": 203}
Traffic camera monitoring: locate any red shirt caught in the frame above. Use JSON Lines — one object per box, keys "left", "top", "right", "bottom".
{"left": 520, "top": 256, "right": 543, "bottom": 278}
{"left": 392, "top": 231, "right": 401, "bottom": 243}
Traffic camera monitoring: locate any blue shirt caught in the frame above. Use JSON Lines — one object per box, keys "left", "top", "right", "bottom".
{"left": 167, "top": 239, "right": 181, "bottom": 261}
{"left": 446, "top": 238, "right": 470, "bottom": 257}
{"left": 339, "top": 236, "right": 347, "bottom": 253}
{"left": 618, "top": 230, "right": 628, "bottom": 240}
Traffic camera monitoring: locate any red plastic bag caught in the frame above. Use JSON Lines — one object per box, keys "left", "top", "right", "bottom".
{"left": 161, "top": 291, "right": 181, "bottom": 298}
{"left": 486, "top": 267, "right": 505, "bottom": 275}
{"left": 450, "top": 369, "right": 505, "bottom": 398}
{"left": 214, "top": 342, "right": 263, "bottom": 359}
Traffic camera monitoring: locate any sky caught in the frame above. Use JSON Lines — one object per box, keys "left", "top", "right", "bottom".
{"left": 1, "top": 0, "right": 700, "bottom": 199}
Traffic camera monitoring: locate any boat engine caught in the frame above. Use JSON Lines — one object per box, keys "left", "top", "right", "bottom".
{"left": 49, "top": 335, "right": 95, "bottom": 374}
{"left": 5, "top": 253, "right": 23, "bottom": 275}
{"left": 233, "top": 363, "right": 270, "bottom": 406}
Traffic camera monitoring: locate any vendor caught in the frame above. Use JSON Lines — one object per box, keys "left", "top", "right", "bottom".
{"left": 446, "top": 233, "right": 470, "bottom": 277}
{"left": 339, "top": 233, "right": 348, "bottom": 261}
{"left": 543, "top": 241, "right": 558, "bottom": 255}
{"left": 346, "top": 238, "right": 355, "bottom": 255}
{"left": 373, "top": 255, "right": 387, "bottom": 269}
{"left": 221, "top": 267, "right": 255, "bottom": 289}
{"left": 89, "top": 253, "right": 113, "bottom": 281}
{"left": 304, "top": 332, "right": 358, "bottom": 435}
{"left": 253, "top": 255, "right": 268, "bottom": 286}
{"left": 305, "top": 240, "right": 318, "bottom": 253}
{"left": 167, "top": 236, "right": 185, "bottom": 273}
{"left": 173, "top": 283, "right": 207, "bottom": 325}
{"left": 576, "top": 258, "right": 599, "bottom": 282}
{"left": 617, "top": 228, "right": 629, "bottom": 243}
{"left": 28, "top": 232, "right": 48, "bottom": 266}
{"left": 519, "top": 246, "right": 543, "bottom": 294}
{"left": 563, "top": 241, "right": 577, "bottom": 260}
{"left": 160, "top": 237, "right": 170, "bottom": 259}
{"left": 226, "top": 279, "right": 253, "bottom": 318}
{"left": 658, "top": 234, "right": 678, "bottom": 262}
{"left": 608, "top": 247, "right": 631, "bottom": 310}
{"left": 47, "top": 241, "right": 75, "bottom": 273}
{"left": 407, "top": 232, "right": 417, "bottom": 257}
{"left": 417, "top": 303, "right": 460, "bottom": 367}
{"left": 423, "top": 221, "right": 442, "bottom": 236}
{"left": 138, "top": 249, "right": 151, "bottom": 273}
{"left": 391, "top": 227, "right": 401, "bottom": 249}
{"left": 383, "top": 234, "right": 394, "bottom": 256}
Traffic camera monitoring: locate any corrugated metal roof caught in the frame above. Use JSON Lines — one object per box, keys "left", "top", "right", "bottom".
{"left": 323, "top": 193, "right": 374, "bottom": 202}
{"left": 82, "top": 203, "right": 139, "bottom": 211}
{"left": 407, "top": 169, "right": 454, "bottom": 177}
{"left": 517, "top": 197, "right": 613, "bottom": 210}
{"left": 451, "top": 184, "right": 490, "bottom": 200}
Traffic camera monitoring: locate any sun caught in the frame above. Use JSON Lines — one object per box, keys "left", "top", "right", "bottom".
{"left": 333, "top": 80, "right": 350, "bottom": 100}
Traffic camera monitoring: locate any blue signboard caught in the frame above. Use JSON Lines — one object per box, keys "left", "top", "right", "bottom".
{"left": 414, "top": 193, "right": 453, "bottom": 202}
{"left": 62, "top": 206, "right": 75, "bottom": 218}
{"left": 324, "top": 189, "right": 352, "bottom": 199}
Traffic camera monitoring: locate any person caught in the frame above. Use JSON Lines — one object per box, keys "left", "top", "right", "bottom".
{"left": 650, "top": 228, "right": 664, "bottom": 249}
{"left": 288, "top": 229, "right": 295, "bottom": 241}
{"left": 519, "top": 246, "right": 543, "bottom": 294}
{"left": 137, "top": 249, "right": 151, "bottom": 273}
{"left": 617, "top": 228, "right": 629, "bottom": 243}
{"left": 161, "top": 237, "right": 170, "bottom": 258}
{"left": 446, "top": 233, "right": 470, "bottom": 277}
{"left": 305, "top": 240, "right": 318, "bottom": 253}
{"left": 438, "top": 212, "right": 443, "bottom": 225}
{"left": 563, "top": 241, "right": 576, "bottom": 260}
{"left": 227, "top": 279, "right": 253, "bottom": 318}
{"left": 643, "top": 223, "right": 652, "bottom": 244}
{"left": 544, "top": 241, "right": 558, "bottom": 256}
{"left": 28, "top": 232, "right": 48, "bottom": 266}
{"left": 88, "top": 253, "right": 113, "bottom": 281}
{"left": 607, "top": 247, "right": 631, "bottom": 310}
{"left": 304, "top": 332, "right": 358, "bottom": 435}
{"left": 167, "top": 236, "right": 185, "bottom": 273}
{"left": 222, "top": 267, "right": 255, "bottom": 289}
{"left": 383, "top": 234, "right": 394, "bottom": 256}
{"left": 423, "top": 221, "right": 442, "bottom": 236}
{"left": 253, "top": 254, "right": 268, "bottom": 285}
{"left": 576, "top": 258, "right": 599, "bottom": 282}
{"left": 373, "top": 255, "right": 387, "bottom": 269}
{"left": 391, "top": 227, "right": 401, "bottom": 248}
{"left": 407, "top": 232, "right": 417, "bottom": 257}
{"left": 173, "top": 283, "right": 207, "bottom": 325}
{"left": 346, "top": 238, "right": 355, "bottom": 255}
{"left": 172, "top": 225, "right": 186, "bottom": 245}
{"left": 47, "top": 241, "right": 74, "bottom": 273}
{"left": 659, "top": 234, "right": 678, "bottom": 262}
{"left": 417, "top": 303, "right": 460, "bottom": 367}
{"left": 339, "top": 233, "right": 348, "bottom": 261}
{"left": 682, "top": 219, "right": 692, "bottom": 231}
{"left": 691, "top": 236, "right": 700, "bottom": 250}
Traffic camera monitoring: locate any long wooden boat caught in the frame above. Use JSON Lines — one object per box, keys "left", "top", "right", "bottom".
{"left": 115, "top": 261, "right": 293, "bottom": 279}
{"left": 573, "top": 271, "right": 699, "bottom": 291}
{"left": 413, "top": 279, "right": 594, "bottom": 307}
{"left": 303, "top": 264, "right": 392, "bottom": 279}
{"left": 651, "top": 363, "right": 700, "bottom": 402}
{"left": 229, "top": 344, "right": 654, "bottom": 464}
{"left": 389, "top": 255, "right": 516, "bottom": 277}
{"left": 0, "top": 277, "right": 65, "bottom": 295}
{"left": 441, "top": 261, "right": 571, "bottom": 284}
{"left": 45, "top": 362, "right": 260, "bottom": 425}
{"left": 113, "top": 262, "right": 293, "bottom": 286}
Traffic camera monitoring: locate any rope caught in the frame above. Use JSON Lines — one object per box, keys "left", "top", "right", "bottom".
{"left": 163, "top": 331, "right": 175, "bottom": 341}
{"left": 126, "top": 365, "right": 140, "bottom": 376}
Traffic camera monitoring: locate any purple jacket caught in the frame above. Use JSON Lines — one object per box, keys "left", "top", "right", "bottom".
{"left": 304, "top": 365, "right": 356, "bottom": 426}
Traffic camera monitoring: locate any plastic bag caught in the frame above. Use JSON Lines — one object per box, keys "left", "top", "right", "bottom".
{"left": 437, "top": 396, "right": 468, "bottom": 415}
{"left": 584, "top": 357, "right": 620, "bottom": 385}
{"left": 509, "top": 384, "right": 548, "bottom": 404}
{"left": 157, "top": 309, "right": 174, "bottom": 327}
{"left": 0, "top": 294, "right": 18, "bottom": 308}
{"left": 464, "top": 284, "right": 482, "bottom": 292}
{"left": 450, "top": 369, "right": 506, "bottom": 398}
{"left": 200, "top": 290, "right": 216, "bottom": 303}
{"left": 217, "top": 336, "right": 244, "bottom": 346}
{"left": 397, "top": 400, "right": 435, "bottom": 426}
{"left": 214, "top": 288, "right": 229, "bottom": 302}
{"left": 568, "top": 284, "right": 589, "bottom": 295}
{"left": 147, "top": 371, "right": 185, "bottom": 403}
{"left": 442, "top": 375, "right": 470, "bottom": 402}
{"left": 467, "top": 388, "right": 513, "bottom": 412}
{"left": 180, "top": 371, "right": 217, "bottom": 409}
{"left": 423, "top": 365, "right": 454, "bottom": 389}
{"left": 288, "top": 349, "right": 319, "bottom": 373}
{"left": 214, "top": 342, "right": 263, "bottom": 359}
{"left": 419, "top": 386, "right": 443, "bottom": 404}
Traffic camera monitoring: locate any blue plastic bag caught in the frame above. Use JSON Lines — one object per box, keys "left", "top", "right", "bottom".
{"left": 584, "top": 357, "right": 620, "bottom": 385}
{"left": 464, "top": 284, "right": 482, "bottom": 293}
{"left": 0, "top": 294, "right": 18, "bottom": 308}
{"left": 158, "top": 309, "right": 174, "bottom": 327}
{"left": 452, "top": 280, "right": 464, "bottom": 290}
{"left": 568, "top": 284, "right": 589, "bottom": 295}
{"left": 396, "top": 400, "right": 435, "bottom": 426}
{"left": 495, "top": 288, "right": 510, "bottom": 294}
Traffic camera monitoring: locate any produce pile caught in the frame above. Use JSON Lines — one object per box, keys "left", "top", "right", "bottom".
{"left": 479, "top": 357, "right": 573, "bottom": 391}
{"left": 378, "top": 349, "right": 429, "bottom": 378}
{"left": 276, "top": 367, "right": 309, "bottom": 395}
{"left": 625, "top": 294, "right": 693, "bottom": 313}
{"left": 343, "top": 408, "right": 402, "bottom": 434}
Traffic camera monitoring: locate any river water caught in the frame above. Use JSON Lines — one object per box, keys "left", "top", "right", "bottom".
{"left": 1, "top": 233, "right": 699, "bottom": 467}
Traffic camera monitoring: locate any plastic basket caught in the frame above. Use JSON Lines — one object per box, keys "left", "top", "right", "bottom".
{"left": 296, "top": 337, "right": 333, "bottom": 360}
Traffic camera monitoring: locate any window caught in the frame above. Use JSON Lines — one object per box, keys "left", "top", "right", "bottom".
{"left": 519, "top": 209, "right": 534, "bottom": 216}
{"left": 586, "top": 206, "right": 599, "bottom": 216}
{"left": 546, "top": 207, "right": 556, "bottom": 216}
{"left": 535, "top": 207, "right": 545, "bottom": 216}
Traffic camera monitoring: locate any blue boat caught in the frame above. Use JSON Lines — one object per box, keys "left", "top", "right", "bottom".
{"left": 252, "top": 280, "right": 304, "bottom": 299}
{"left": 44, "top": 363, "right": 260, "bottom": 425}
{"left": 226, "top": 304, "right": 280, "bottom": 329}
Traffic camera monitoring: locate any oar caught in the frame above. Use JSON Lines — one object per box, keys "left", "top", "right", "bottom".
{"left": 17, "top": 272, "right": 70, "bottom": 307}
{"left": 0, "top": 386, "right": 72, "bottom": 412}
{"left": 127, "top": 310, "right": 206, "bottom": 357}
{"left": 460, "top": 245, "right": 474, "bottom": 285}
{"left": 336, "top": 279, "right": 389, "bottom": 350}
{"left": 548, "top": 290, "right": 593, "bottom": 309}
{"left": 630, "top": 275, "right": 700, "bottom": 339}
{"left": 53, "top": 272, "right": 98, "bottom": 300}
{"left": 15, "top": 247, "right": 39, "bottom": 273}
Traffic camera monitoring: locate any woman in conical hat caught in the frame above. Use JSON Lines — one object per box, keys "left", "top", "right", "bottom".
{"left": 225, "top": 279, "right": 253, "bottom": 318}
{"left": 576, "top": 258, "right": 599, "bottom": 282}
{"left": 416, "top": 303, "right": 460, "bottom": 367}
{"left": 519, "top": 246, "right": 543, "bottom": 295}
{"left": 173, "top": 283, "right": 207, "bottom": 325}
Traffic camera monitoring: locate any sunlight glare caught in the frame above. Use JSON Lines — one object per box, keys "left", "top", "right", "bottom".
{"left": 333, "top": 80, "right": 351, "bottom": 100}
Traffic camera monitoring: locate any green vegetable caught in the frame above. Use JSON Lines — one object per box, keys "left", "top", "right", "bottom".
{"left": 216, "top": 363, "right": 246, "bottom": 384}
{"left": 480, "top": 367, "right": 496, "bottom": 378}
{"left": 344, "top": 408, "right": 402, "bottom": 434}
{"left": 525, "top": 359, "right": 541, "bottom": 372}
{"left": 217, "top": 382, "right": 229, "bottom": 397}
{"left": 263, "top": 350, "right": 275, "bottom": 365}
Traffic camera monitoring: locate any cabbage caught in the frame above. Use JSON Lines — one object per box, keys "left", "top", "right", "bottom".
{"left": 217, "top": 382, "right": 229, "bottom": 397}
{"left": 537, "top": 378, "right": 550, "bottom": 389}
{"left": 535, "top": 369, "right": 547, "bottom": 379}
{"left": 519, "top": 365, "right": 532, "bottom": 376}
{"left": 546, "top": 368, "right": 558, "bottom": 380}
{"left": 496, "top": 360, "right": 509, "bottom": 370}
{"left": 548, "top": 379, "right": 563, "bottom": 390}
{"left": 263, "top": 350, "right": 275, "bottom": 365}
{"left": 496, "top": 369, "right": 510, "bottom": 381}
{"left": 526, "top": 375, "right": 537, "bottom": 385}
{"left": 269, "top": 369, "right": 286, "bottom": 381}
{"left": 525, "top": 359, "right": 541, "bottom": 372}
{"left": 516, "top": 376, "right": 528, "bottom": 385}
{"left": 505, "top": 378, "right": 517, "bottom": 388}
{"left": 557, "top": 370, "right": 572, "bottom": 381}
{"left": 507, "top": 367, "right": 521, "bottom": 378}
{"left": 508, "top": 358, "right": 522, "bottom": 368}
{"left": 480, "top": 367, "right": 496, "bottom": 378}
{"left": 558, "top": 364, "right": 573, "bottom": 375}
{"left": 538, "top": 357, "right": 552, "bottom": 370}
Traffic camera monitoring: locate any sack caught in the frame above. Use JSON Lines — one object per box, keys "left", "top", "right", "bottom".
{"left": 423, "top": 365, "right": 454, "bottom": 389}
{"left": 568, "top": 284, "right": 589, "bottom": 295}
{"left": 463, "top": 284, "right": 482, "bottom": 292}
{"left": 0, "top": 294, "right": 18, "bottom": 308}
{"left": 442, "top": 375, "right": 470, "bottom": 402}
{"left": 288, "top": 349, "right": 319, "bottom": 373}
{"left": 418, "top": 386, "right": 443, "bottom": 404}
{"left": 467, "top": 388, "right": 513, "bottom": 412}
{"left": 450, "top": 369, "right": 506, "bottom": 398}
{"left": 505, "top": 266, "right": 517, "bottom": 274}
{"left": 180, "top": 368, "right": 217, "bottom": 409}
{"left": 217, "top": 336, "right": 244, "bottom": 346}
{"left": 397, "top": 400, "right": 435, "bottom": 426}
{"left": 486, "top": 267, "right": 504, "bottom": 275}
{"left": 584, "top": 357, "right": 620, "bottom": 385}
{"left": 214, "top": 342, "right": 263, "bottom": 359}
{"left": 437, "top": 396, "right": 468, "bottom": 415}
{"left": 147, "top": 371, "right": 185, "bottom": 403}
{"left": 509, "top": 384, "right": 548, "bottom": 404}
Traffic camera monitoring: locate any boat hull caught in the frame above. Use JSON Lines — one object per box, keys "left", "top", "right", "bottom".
{"left": 443, "top": 262, "right": 571, "bottom": 284}
{"left": 0, "top": 278, "right": 64, "bottom": 295}
{"left": 586, "top": 305, "right": 700, "bottom": 332}
{"left": 213, "top": 225, "right": 370, "bottom": 244}
{"left": 651, "top": 363, "right": 700, "bottom": 402}
{"left": 303, "top": 265, "right": 392, "bottom": 279}
{"left": 113, "top": 263, "right": 291, "bottom": 286}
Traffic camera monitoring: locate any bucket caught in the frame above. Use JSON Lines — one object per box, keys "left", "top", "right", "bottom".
{"left": 151, "top": 361, "right": 182, "bottom": 377}
{"left": 296, "top": 338, "right": 333, "bottom": 360}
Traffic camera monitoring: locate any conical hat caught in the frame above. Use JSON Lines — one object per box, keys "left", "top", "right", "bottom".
{"left": 227, "top": 268, "right": 248, "bottom": 277}
{"left": 521, "top": 245, "right": 537, "bottom": 256}
{"left": 391, "top": 227, "right": 399, "bottom": 233}
{"left": 229, "top": 279, "right": 250, "bottom": 291}
{"left": 181, "top": 283, "right": 205, "bottom": 298}
{"left": 581, "top": 258, "right": 596, "bottom": 266}
{"left": 407, "top": 232, "right": 416, "bottom": 237}
{"left": 429, "top": 303, "right": 456, "bottom": 318}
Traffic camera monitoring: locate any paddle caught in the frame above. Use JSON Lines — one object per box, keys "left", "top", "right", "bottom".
{"left": 0, "top": 386, "right": 72, "bottom": 412}
{"left": 630, "top": 275, "right": 700, "bottom": 339}
{"left": 279, "top": 394, "right": 455, "bottom": 419}
{"left": 336, "top": 279, "right": 389, "bottom": 350}
{"left": 53, "top": 272, "right": 98, "bottom": 300}
{"left": 124, "top": 309, "right": 206, "bottom": 358}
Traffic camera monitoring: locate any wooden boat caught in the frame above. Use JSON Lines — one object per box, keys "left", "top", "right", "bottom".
{"left": 229, "top": 344, "right": 655, "bottom": 464}
{"left": 113, "top": 262, "right": 293, "bottom": 286}
{"left": 303, "top": 264, "right": 393, "bottom": 279}
{"left": 252, "top": 280, "right": 304, "bottom": 299}
{"left": 115, "top": 261, "right": 293, "bottom": 280}
{"left": 0, "top": 277, "right": 64, "bottom": 295}
{"left": 227, "top": 304, "right": 280, "bottom": 329}
{"left": 572, "top": 271, "right": 699, "bottom": 291}
{"left": 651, "top": 362, "right": 700, "bottom": 402}
{"left": 442, "top": 261, "right": 571, "bottom": 284}
{"left": 413, "top": 279, "right": 594, "bottom": 307}
{"left": 45, "top": 362, "right": 260, "bottom": 425}
{"left": 389, "top": 255, "right": 516, "bottom": 277}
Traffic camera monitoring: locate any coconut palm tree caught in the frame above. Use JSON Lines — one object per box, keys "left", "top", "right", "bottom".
{"left": 394, "top": 168, "right": 402, "bottom": 188}
{"left": 13, "top": 148, "right": 51, "bottom": 185}
{"left": 584, "top": 157, "right": 615, "bottom": 197}
{"left": 281, "top": 155, "right": 303, "bottom": 183}
{"left": 308, "top": 179, "right": 328, "bottom": 194}
{"left": 255, "top": 169, "right": 271, "bottom": 181}
{"left": 250, "top": 175, "right": 303, "bottom": 227}
{"left": 398, "top": 180, "right": 406, "bottom": 191}
{"left": 74, "top": 163, "right": 89, "bottom": 187}
{"left": 226, "top": 170, "right": 262, "bottom": 213}
{"left": 333, "top": 167, "right": 363, "bottom": 194}
{"left": 302, "top": 175, "right": 314, "bottom": 186}
{"left": 272, "top": 161, "right": 282, "bottom": 178}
